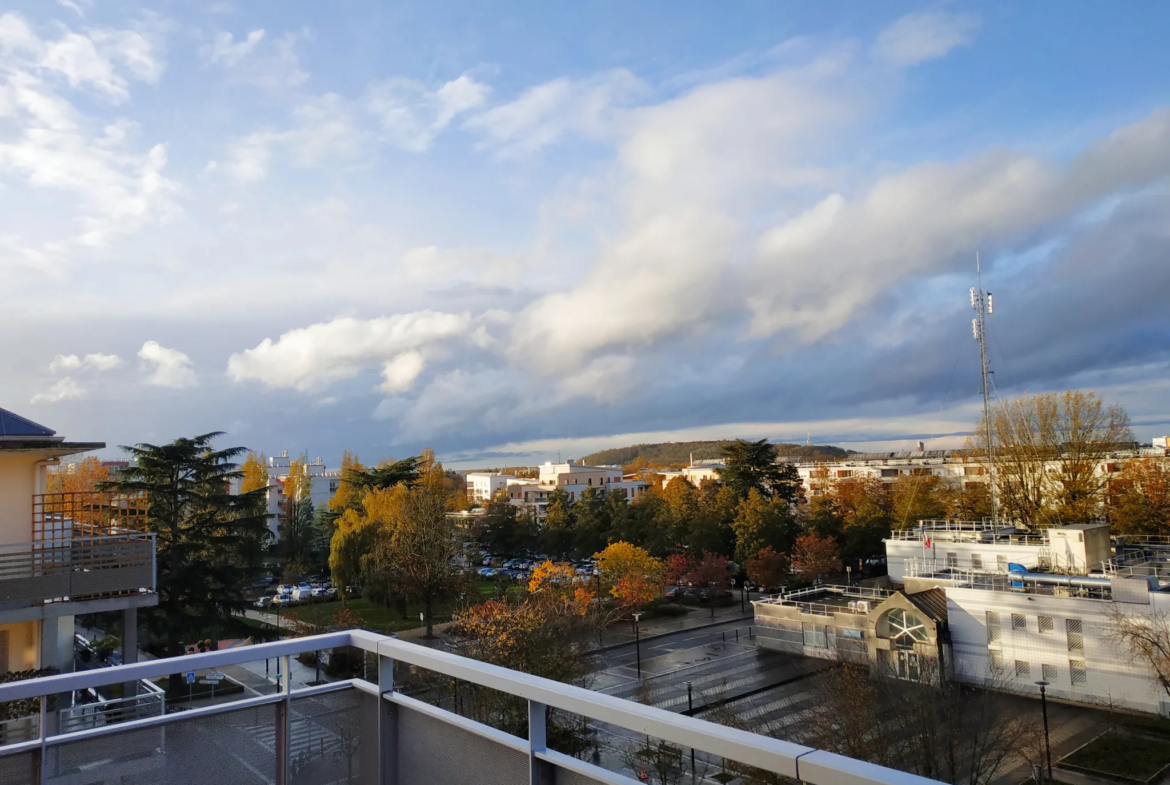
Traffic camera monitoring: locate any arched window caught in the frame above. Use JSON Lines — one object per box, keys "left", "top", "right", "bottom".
{"left": 885, "top": 608, "right": 928, "bottom": 650}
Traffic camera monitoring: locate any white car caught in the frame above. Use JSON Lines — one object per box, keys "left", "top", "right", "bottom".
{"left": 291, "top": 583, "right": 314, "bottom": 601}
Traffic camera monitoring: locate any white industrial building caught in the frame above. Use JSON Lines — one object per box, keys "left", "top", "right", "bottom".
{"left": 755, "top": 518, "right": 1170, "bottom": 715}
{"left": 468, "top": 461, "right": 650, "bottom": 518}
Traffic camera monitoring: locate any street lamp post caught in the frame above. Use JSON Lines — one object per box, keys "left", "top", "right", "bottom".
{"left": 1036, "top": 680, "right": 1053, "bottom": 781}
{"left": 595, "top": 568, "right": 602, "bottom": 646}
{"left": 633, "top": 612, "right": 643, "bottom": 679}
{"left": 709, "top": 582, "right": 716, "bottom": 620}
{"left": 846, "top": 566, "right": 852, "bottom": 586}
{"left": 686, "top": 681, "right": 695, "bottom": 774}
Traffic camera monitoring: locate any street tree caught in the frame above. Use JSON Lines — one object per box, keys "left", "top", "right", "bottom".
{"left": 791, "top": 533, "right": 841, "bottom": 581}
{"left": 685, "top": 551, "right": 732, "bottom": 597}
{"left": 746, "top": 547, "right": 788, "bottom": 589}
{"left": 99, "top": 433, "right": 269, "bottom": 659}
{"left": 594, "top": 541, "right": 664, "bottom": 612}
{"left": 240, "top": 451, "right": 269, "bottom": 494}
{"left": 281, "top": 454, "right": 314, "bottom": 562}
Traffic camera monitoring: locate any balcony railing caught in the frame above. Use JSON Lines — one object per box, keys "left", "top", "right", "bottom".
{"left": 0, "top": 629, "right": 942, "bottom": 785}
{"left": 0, "top": 533, "right": 156, "bottom": 605}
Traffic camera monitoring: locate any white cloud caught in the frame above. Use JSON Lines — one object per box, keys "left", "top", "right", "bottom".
{"left": 199, "top": 27, "right": 308, "bottom": 89}
{"left": 31, "top": 377, "right": 85, "bottom": 403}
{"left": 203, "top": 29, "right": 265, "bottom": 67}
{"left": 873, "top": 12, "right": 980, "bottom": 66}
{"left": 48, "top": 352, "right": 122, "bottom": 373}
{"left": 227, "top": 311, "right": 471, "bottom": 391}
{"left": 464, "top": 69, "right": 645, "bottom": 156}
{"left": 380, "top": 350, "right": 426, "bottom": 393}
{"left": 211, "top": 93, "right": 361, "bottom": 182}
{"left": 0, "top": 14, "right": 177, "bottom": 251}
{"left": 366, "top": 72, "right": 490, "bottom": 152}
{"left": 138, "top": 341, "right": 197, "bottom": 388}
{"left": 56, "top": 0, "right": 92, "bottom": 19}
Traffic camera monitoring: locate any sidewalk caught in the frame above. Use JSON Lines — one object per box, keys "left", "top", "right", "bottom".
{"left": 598, "top": 599, "right": 756, "bottom": 647}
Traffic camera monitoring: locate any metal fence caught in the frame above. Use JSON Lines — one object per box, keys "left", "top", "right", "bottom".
{"left": 0, "top": 630, "right": 944, "bottom": 785}
{"left": 0, "top": 533, "right": 155, "bottom": 604}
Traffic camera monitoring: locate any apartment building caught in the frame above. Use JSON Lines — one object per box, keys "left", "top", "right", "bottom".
{"left": 228, "top": 451, "right": 340, "bottom": 540}
{"left": 0, "top": 407, "right": 156, "bottom": 677}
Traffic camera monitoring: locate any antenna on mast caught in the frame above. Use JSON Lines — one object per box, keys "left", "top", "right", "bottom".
{"left": 971, "top": 252, "right": 998, "bottom": 521}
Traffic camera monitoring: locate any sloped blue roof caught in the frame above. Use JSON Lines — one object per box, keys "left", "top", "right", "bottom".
{"left": 0, "top": 407, "right": 56, "bottom": 438}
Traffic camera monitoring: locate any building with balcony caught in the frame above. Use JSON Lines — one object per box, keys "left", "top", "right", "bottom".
{"left": 0, "top": 407, "right": 156, "bottom": 677}
{"left": 0, "top": 628, "right": 945, "bottom": 785}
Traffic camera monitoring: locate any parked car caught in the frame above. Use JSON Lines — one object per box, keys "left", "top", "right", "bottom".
{"left": 665, "top": 587, "right": 682, "bottom": 599}
{"left": 276, "top": 584, "right": 294, "bottom": 596}
{"left": 291, "top": 582, "right": 314, "bottom": 601}
{"left": 253, "top": 595, "right": 274, "bottom": 609}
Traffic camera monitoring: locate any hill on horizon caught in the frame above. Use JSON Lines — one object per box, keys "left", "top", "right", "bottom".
{"left": 581, "top": 439, "right": 853, "bottom": 468}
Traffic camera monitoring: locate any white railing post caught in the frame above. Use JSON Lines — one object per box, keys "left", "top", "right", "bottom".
{"left": 276, "top": 654, "right": 291, "bottom": 785}
{"left": 378, "top": 642, "right": 398, "bottom": 785}
{"left": 528, "top": 700, "right": 552, "bottom": 785}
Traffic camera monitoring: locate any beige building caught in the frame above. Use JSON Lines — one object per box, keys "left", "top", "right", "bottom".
{"left": 0, "top": 407, "right": 156, "bottom": 677}
{"left": 753, "top": 584, "right": 951, "bottom": 683}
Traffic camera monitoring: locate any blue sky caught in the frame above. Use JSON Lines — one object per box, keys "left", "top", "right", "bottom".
{"left": 3, "top": 1, "right": 1170, "bottom": 467}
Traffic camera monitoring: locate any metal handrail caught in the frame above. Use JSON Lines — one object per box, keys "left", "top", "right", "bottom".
{"left": 0, "top": 629, "right": 943, "bottom": 785}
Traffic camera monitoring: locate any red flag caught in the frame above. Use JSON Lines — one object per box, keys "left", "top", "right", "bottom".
{"left": 924, "top": 536, "right": 932, "bottom": 548}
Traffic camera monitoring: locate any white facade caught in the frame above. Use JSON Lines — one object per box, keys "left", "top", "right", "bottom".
{"left": 945, "top": 581, "right": 1170, "bottom": 715}
{"left": 467, "top": 472, "right": 513, "bottom": 504}
{"left": 228, "top": 451, "right": 340, "bottom": 540}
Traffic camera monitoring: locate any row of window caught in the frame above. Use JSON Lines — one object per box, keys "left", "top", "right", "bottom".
{"left": 946, "top": 552, "right": 1008, "bottom": 571}
{"left": 987, "top": 611, "right": 1083, "bottom": 651}
{"left": 989, "top": 651, "right": 1087, "bottom": 685}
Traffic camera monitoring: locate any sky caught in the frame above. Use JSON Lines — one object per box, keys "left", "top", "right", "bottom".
{"left": 3, "top": 1, "right": 1170, "bottom": 468}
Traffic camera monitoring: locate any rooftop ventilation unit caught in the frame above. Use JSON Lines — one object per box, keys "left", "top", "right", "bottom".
{"left": 856, "top": 601, "right": 870, "bottom": 612}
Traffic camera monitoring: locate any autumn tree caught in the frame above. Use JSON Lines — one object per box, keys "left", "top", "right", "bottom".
{"left": 280, "top": 455, "right": 315, "bottom": 562}
{"left": 685, "top": 551, "right": 731, "bottom": 597}
{"left": 327, "top": 450, "right": 366, "bottom": 515}
{"left": 664, "top": 553, "right": 692, "bottom": 585}
{"left": 890, "top": 474, "right": 946, "bottom": 528}
{"left": 240, "top": 451, "right": 269, "bottom": 494}
{"left": 791, "top": 533, "right": 841, "bottom": 581}
{"left": 572, "top": 487, "right": 610, "bottom": 557}
{"left": 541, "top": 488, "right": 575, "bottom": 557}
{"left": 731, "top": 489, "right": 798, "bottom": 565}
{"left": 974, "top": 390, "right": 1133, "bottom": 526}
{"left": 364, "top": 457, "right": 471, "bottom": 637}
{"left": 746, "top": 547, "right": 788, "bottom": 589}
{"left": 47, "top": 456, "right": 110, "bottom": 495}
{"left": 594, "top": 541, "right": 664, "bottom": 612}
{"left": 1109, "top": 458, "right": 1170, "bottom": 536}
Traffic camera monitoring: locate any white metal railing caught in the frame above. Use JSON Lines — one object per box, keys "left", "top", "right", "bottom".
{"left": 59, "top": 689, "right": 165, "bottom": 733}
{"left": 0, "top": 629, "right": 943, "bottom": 785}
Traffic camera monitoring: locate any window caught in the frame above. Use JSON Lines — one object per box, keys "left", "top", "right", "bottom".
{"left": 1070, "top": 660, "right": 1087, "bottom": 686}
{"left": 989, "top": 650, "right": 1005, "bottom": 673}
{"left": 885, "top": 608, "right": 929, "bottom": 650}
{"left": 881, "top": 468, "right": 899, "bottom": 478}
{"left": 964, "top": 466, "right": 986, "bottom": 476}
{"left": 1015, "top": 660, "right": 1031, "bottom": 679}
{"left": 987, "top": 611, "right": 1001, "bottom": 643}
{"left": 910, "top": 468, "right": 932, "bottom": 477}
{"left": 947, "top": 552, "right": 958, "bottom": 568}
{"left": 842, "top": 628, "right": 864, "bottom": 639}
{"left": 1066, "top": 619, "right": 1084, "bottom": 652}
{"left": 1012, "top": 613, "right": 1026, "bottom": 631}
{"left": 802, "top": 623, "right": 829, "bottom": 649}
{"left": 1042, "top": 664, "right": 1057, "bottom": 682}
{"left": 971, "top": 554, "right": 983, "bottom": 570}
{"left": 996, "top": 555, "right": 1008, "bottom": 572}
{"left": 1039, "top": 616, "right": 1054, "bottom": 634}
{"left": 837, "top": 470, "right": 853, "bottom": 479}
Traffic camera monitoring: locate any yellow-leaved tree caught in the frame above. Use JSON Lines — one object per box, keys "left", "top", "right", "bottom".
{"left": 240, "top": 451, "right": 269, "bottom": 494}
{"left": 329, "top": 450, "right": 366, "bottom": 514}
{"left": 593, "top": 542, "right": 664, "bottom": 613}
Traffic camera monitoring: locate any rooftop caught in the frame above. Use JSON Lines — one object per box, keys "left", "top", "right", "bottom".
{"left": 0, "top": 407, "right": 103, "bottom": 455}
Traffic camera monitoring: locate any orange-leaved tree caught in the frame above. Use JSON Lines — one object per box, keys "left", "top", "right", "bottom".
{"left": 1109, "top": 458, "right": 1170, "bottom": 536}
{"left": 594, "top": 542, "right": 664, "bottom": 612}
{"left": 528, "top": 560, "right": 594, "bottom": 615}
{"left": 746, "top": 546, "right": 788, "bottom": 589}
{"left": 792, "top": 533, "right": 841, "bottom": 581}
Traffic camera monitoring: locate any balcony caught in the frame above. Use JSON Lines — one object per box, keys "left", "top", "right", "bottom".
{"left": 0, "top": 492, "right": 156, "bottom": 607}
{"left": 0, "top": 630, "right": 940, "bottom": 785}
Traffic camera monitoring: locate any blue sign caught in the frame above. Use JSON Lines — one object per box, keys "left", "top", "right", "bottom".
{"left": 186, "top": 672, "right": 195, "bottom": 684}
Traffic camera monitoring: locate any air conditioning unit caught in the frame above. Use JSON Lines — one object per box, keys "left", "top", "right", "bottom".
{"left": 856, "top": 601, "right": 870, "bottom": 612}
{"left": 847, "top": 601, "right": 857, "bottom": 612}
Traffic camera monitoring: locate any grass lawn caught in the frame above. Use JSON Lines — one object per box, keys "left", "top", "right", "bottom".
{"left": 1064, "top": 732, "right": 1170, "bottom": 782}
{"left": 279, "top": 580, "right": 507, "bottom": 633}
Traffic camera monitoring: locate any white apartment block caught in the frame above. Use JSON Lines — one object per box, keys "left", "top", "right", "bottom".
{"left": 228, "top": 451, "right": 340, "bottom": 540}
{"left": 467, "top": 462, "right": 651, "bottom": 518}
